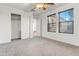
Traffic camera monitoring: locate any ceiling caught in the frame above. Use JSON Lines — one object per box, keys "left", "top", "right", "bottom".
{"left": 0, "top": 3, "right": 30, "bottom": 10}
{"left": 0, "top": 3, "right": 67, "bottom": 16}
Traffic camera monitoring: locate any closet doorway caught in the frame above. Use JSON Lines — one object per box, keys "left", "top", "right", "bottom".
{"left": 11, "top": 13, "right": 21, "bottom": 41}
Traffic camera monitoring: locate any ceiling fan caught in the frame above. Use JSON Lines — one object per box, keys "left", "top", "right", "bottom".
{"left": 31, "top": 3, "right": 55, "bottom": 11}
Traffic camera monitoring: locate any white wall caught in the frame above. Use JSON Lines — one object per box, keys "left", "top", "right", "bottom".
{"left": 0, "top": 5, "right": 33, "bottom": 44}
{"left": 0, "top": 6, "right": 11, "bottom": 44}
{"left": 41, "top": 3, "right": 79, "bottom": 46}
{"left": 21, "top": 12, "right": 33, "bottom": 39}
{"left": 21, "top": 13, "right": 29, "bottom": 39}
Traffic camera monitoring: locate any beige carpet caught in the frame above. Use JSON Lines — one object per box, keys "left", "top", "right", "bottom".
{"left": 0, "top": 37, "right": 79, "bottom": 56}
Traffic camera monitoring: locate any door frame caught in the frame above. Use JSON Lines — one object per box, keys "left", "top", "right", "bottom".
{"left": 11, "top": 13, "right": 21, "bottom": 40}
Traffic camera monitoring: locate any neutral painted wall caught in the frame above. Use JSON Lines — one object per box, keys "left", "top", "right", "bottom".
{"left": 21, "top": 12, "right": 33, "bottom": 39}
{"left": 0, "top": 6, "right": 11, "bottom": 44}
{"left": 0, "top": 5, "right": 32, "bottom": 44}
{"left": 41, "top": 3, "right": 79, "bottom": 46}
{"left": 21, "top": 13, "right": 29, "bottom": 39}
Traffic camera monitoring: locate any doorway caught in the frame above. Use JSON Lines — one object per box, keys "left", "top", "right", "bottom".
{"left": 11, "top": 13, "right": 21, "bottom": 41}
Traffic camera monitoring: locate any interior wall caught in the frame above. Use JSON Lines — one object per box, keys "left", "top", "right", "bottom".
{"left": 0, "top": 6, "right": 11, "bottom": 44}
{"left": 21, "top": 13, "right": 30, "bottom": 39}
{"left": 0, "top": 5, "right": 32, "bottom": 44}
{"left": 41, "top": 3, "right": 79, "bottom": 46}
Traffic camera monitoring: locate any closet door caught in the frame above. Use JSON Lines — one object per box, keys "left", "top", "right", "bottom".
{"left": 11, "top": 14, "right": 21, "bottom": 39}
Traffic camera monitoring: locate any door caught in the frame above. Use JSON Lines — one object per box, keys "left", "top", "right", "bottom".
{"left": 11, "top": 14, "right": 21, "bottom": 40}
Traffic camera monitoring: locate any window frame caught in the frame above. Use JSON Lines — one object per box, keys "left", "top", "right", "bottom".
{"left": 58, "top": 8, "right": 74, "bottom": 34}
{"left": 47, "top": 13, "right": 56, "bottom": 32}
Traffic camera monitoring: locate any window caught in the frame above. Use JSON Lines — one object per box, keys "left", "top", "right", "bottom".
{"left": 58, "top": 8, "right": 74, "bottom": 34}
{"left": 47, "top": 13, "right": 56, "bottom": 32}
